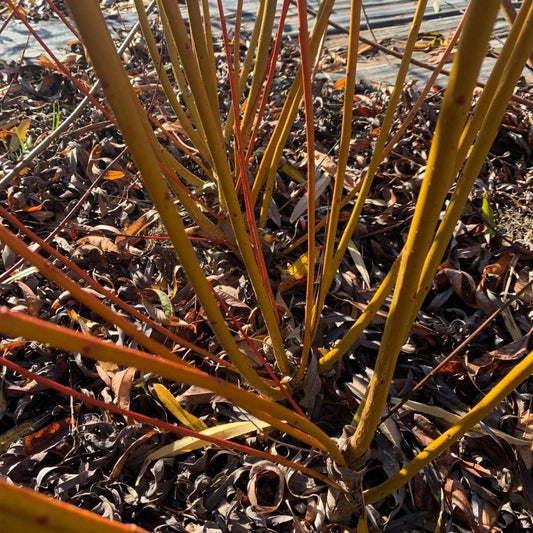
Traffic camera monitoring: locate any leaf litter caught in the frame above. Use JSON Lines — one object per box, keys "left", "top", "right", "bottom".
{"left": 1, "top": 2, "right": 533, "bottom": 531}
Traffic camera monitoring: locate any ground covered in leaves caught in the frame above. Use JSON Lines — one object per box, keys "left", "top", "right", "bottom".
{"left": 1, "top": 2, "right": 533, "bottom": 532}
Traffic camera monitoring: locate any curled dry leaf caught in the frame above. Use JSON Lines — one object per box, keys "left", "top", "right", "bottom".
{"left": 439, "top": 267, "right": 477, "bottom": 307}
{"left": 111, "top": 367, "right": 137, "bottom": 414}
{"left": 247, "top": 460, "right": 286, "bottom": 514}
{"left": 515, "top": 266, "right": 533, "bottom": 304}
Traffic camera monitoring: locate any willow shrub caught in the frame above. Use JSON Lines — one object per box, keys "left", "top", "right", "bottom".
{"left": 1, "top": 0, "right": 533, "bottom": 529}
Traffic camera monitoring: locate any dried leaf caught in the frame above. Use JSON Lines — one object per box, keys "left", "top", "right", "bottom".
{"left": 289, "top": 173, "right": 329, "bottom": 223}
{"left": 347, "top": 240, "right": 370, "bottom": 288}
{"left": 24, "top": 417, "right": 74, "bottom": 455}
{"left": 278, "top": 250, "right": 313, "bottom": 292}
{"left": 441, "top": 268, "right": 477, "bottom": 306}
{"left": 247, "top": 461, "right": 286, "bottom": 514}
{"left": 102, "top": 169, "right": 125, "bottom": 180}
{"left": 9, "top": 119, "right": 31, "bottom": 152}
{"left": 153, "top": 383, "right": 208, "bottom": 431}
{"left": 0, "top": 413, "right": 51, "bottom": 453}
{"left": 480, "top": 253, "right": 514, "bottom": 290}
{"left": 111, "top": 367, "right": 137, "bottom": 412}
{"left": 213, "top": 284, "right": 250, "bottom": 309}
{"left": 145, "top": 420, "right": 271, "bottom": 461}
{"left": 333, "top": 78, "right": 346, "bottom": 90}
{"left": 116, "top": 209, "right": 159, "bottom": 244}
{"left": 444, "top": 479, "right": 477, "bottom": 530}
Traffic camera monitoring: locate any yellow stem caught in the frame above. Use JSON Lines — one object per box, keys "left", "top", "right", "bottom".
{"left": 0, "top": 309, "right": 345, "bottom": 465}
{"left": 364, "top": 348, "right": 533, "bottom": 504}
{"left": 0, "top": 477, "right": 149, "bottom": 533}
{"left": 253, "top": 0, "right": 337, "bottom": 223}
{"left": 315, "top": 0, "right": 429, "bottom": 325}
{"left": 297, "top": 0, "right": 318, "bottom": 379}
{"left": 133, "top": 0, "right": 208, "bottom": 155}
{"left": 345, "top": 0, "right": 501, "bottom": 463}
{"left": 318, "top": 255, "right": 400, "bottom": 373}
{"left": 310, "top": 0, "right": 361, "bottom": 342}
{"left": 380, "top": 5, "right": 467, "bottom": 162}
{"left": 186, "top": 0, "right": 220, "bottom": 121}
{"left": 156, "top": 0, "right": 209, "bottom": 152}
{"left": 65, "top": 0, "right": 286, "bottom": 398}
{"left": 411, "top": 0, "right": 533, "bottom": 326}
{"left": 158, "top": 0, "right": 289, "bottom": 372}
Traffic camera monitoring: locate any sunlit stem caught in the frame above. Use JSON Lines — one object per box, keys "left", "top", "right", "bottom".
{"left": 133, "top": 0, "right": 208, "bottom": 155}
{"left": 364, "top": 348, "right": 533, "bottom": 503}
{"left": 0, "top": 476, "right": 146, "bottom": 533}
{"left": 65, "top": 0, "right": 287, "bottom": 398}
{"left": 0, "top": 309, "right": 346, "bottom": 466}
{"left": 224, "top": 0, "right": 275, "bottom": 143}
{"left": 313, "top": 0, "right": 429, "bottom": 329}
{"left": 156, "top": 0, "right": 289, "bottom": 372}
{"left": 345, "top": 0, "right": 501, "bottom": 464}
{"left": 318, "top": 255, "right": 400, "bottom": 372}
{"left": 296, "top": 0, "right": 319, "bottom": 378}
{"left": 156, "top": 0, "right": 209, "bottom": 154}
{"left": 186, "top": 0, "right": 220, "bottom": 121}
{"left": 379, "top": 5, "right": 467, "bottom": 161}
{"left": 253, "top": 0, "right": 337, "bottom": 223}
{"left": 244, "top": 0, "right": 292, "bottom": 164}
{"left": 310, "top": 0, "right": 361, "bottom": 344}
{"left": 411, "top": 0, "right": 533, "bottom": 326}
{"left": 215, "top": 0, "right": 291, "bottom": 374}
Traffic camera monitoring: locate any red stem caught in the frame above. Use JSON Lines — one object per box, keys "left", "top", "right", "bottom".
{"left": 0, "top": 353, "right": 340, "bottom": 489}
{"left": 6, "top": 0, "right": 114, "bottom": 122}
{"left": 0, "top": 204, "right": 233, "bottom": 370}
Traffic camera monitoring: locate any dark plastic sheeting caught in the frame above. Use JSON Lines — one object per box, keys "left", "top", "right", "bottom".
{"left": 0, "top": 1, "right": 526, "bottom": 84}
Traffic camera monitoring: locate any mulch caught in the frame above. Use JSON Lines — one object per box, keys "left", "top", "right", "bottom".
{"left": 1, "top": 1, "right": 533, "bottom": 531}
